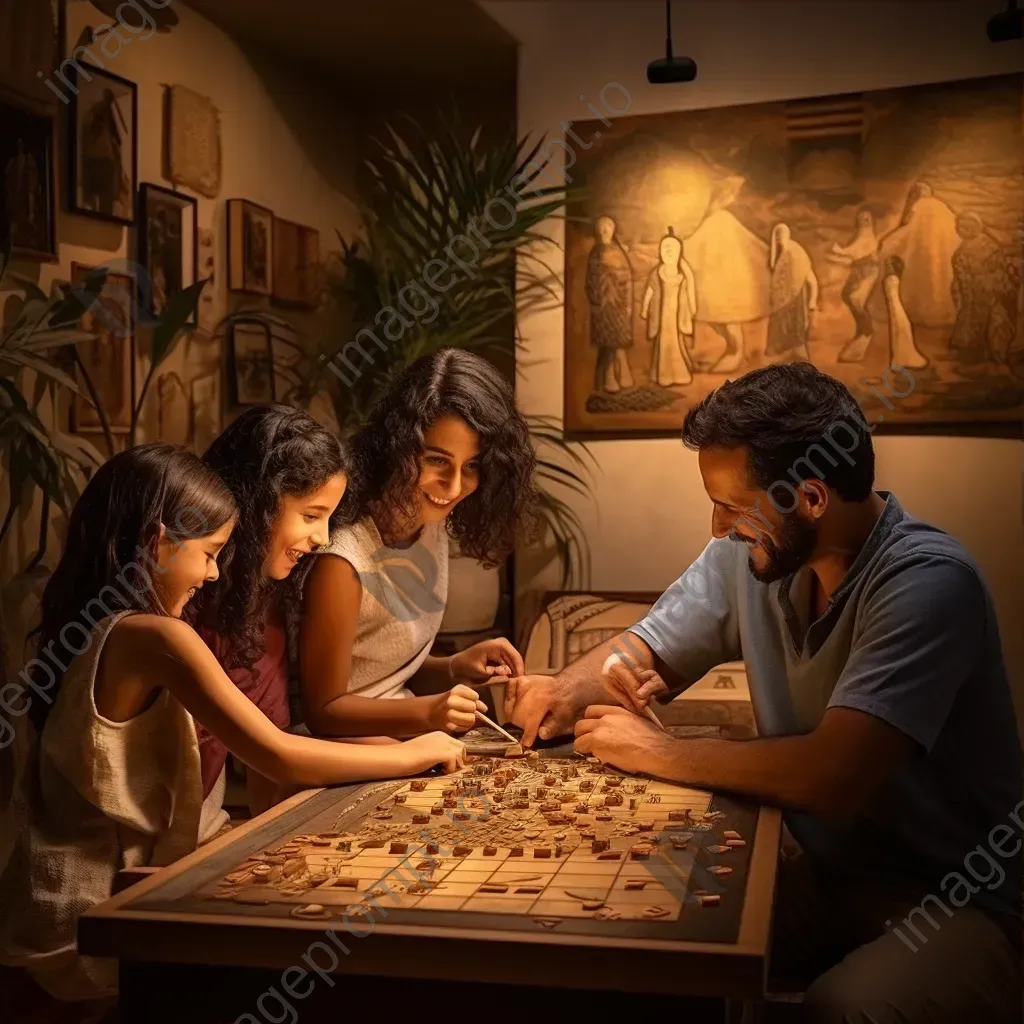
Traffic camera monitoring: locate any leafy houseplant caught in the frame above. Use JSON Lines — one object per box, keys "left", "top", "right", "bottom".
{"left": 308, "top": 112, "right": 596, "bottom": 589}
{"left": 0, "top": 238, "right": 207, "bottom": 570}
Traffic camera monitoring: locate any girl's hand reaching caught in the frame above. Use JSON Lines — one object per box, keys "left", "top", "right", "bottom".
{"left": 428, "top": 684, "right": 487, "bottom": 734}
{"left": 402, "top": 732, "right": 467, "bottom": 775}
{"left": 449, "top": 638, "right": 524, "bottom": 683}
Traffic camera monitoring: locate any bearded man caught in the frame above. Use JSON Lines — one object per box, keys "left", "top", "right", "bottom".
{"left": 505, "top": 363, "right": 1022, "bottom": 1024}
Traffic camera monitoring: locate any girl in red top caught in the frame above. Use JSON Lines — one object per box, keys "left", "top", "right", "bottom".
{"left": 190, "top": 405, "right": 482, "bottom": 815}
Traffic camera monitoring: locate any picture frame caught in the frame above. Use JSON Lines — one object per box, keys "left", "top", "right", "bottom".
{"left": 227, "top": 198, "right": 273, "bottom": 296}
{"left": 0, "top": 90, "right": 58, "bottom": 261}
{"left": 69, "top": 261, "right": 136, "bottom": 434}
{"left": 190, "top": 371, "right": 221, "bottom": 454}
{"left": 272, "top": 217, "right": 320, "bottom": 308}
{"left": 227, "top": 318, "right": 275, "bottom": 406}
{"left": 137, "top": 182, "right": 198, "bottom": 323}
{"left": 67, "top": 62, "right": 138, "bottom": 226}
{"left": 163, "top": 83, "right": 222, "bottom": 199}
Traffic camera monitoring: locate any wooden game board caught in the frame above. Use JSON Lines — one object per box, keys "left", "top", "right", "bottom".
{"left": 113, "top": 754, "right": 760, "bottom": 944}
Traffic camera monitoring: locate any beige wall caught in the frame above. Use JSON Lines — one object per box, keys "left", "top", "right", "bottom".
{"left": 1, "top": 2, "right": 361, "bottom": 577}
{"left": 485, "top": 1, "right": 1024, "bottom": 725}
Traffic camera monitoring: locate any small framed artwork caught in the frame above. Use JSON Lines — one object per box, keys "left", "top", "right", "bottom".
{"left": 272, "top": 217, "right": 320, "bottom": 308}
{"left": 163, "top": 84, "right": 222, "bottom": 199}
{"left": 137, "top": 183, "right": 198, "bottom": 321}
{"left": 228, "top": 318, "right": 275, "bottom": 405}
{"left": 191, "top": 371, "right": 221, "bottom": 453}
{"left": 227, "top": 198, "right": 273, "bottom": 295}
{"left": 0, "top": 92, "right": 58, "bottom": 260}
{"left": 67, "top": 63, "right": 137, "bottom": 225}
{"left": 69, "top": 262, "right": 135, "bottom": 434}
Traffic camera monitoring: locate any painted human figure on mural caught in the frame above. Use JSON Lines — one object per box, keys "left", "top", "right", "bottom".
{"left": 586, "top": 215, "right": 635, "bottom": 394}
{"left": 950, "top": 212, "right": 1018, "bottom": 366}
{"left": 882, "top": 256, "right": 928, "bottom": 370}
{"left": 640, "top": 227, "right": 697, "bottom": 387}
{"left": 880, "top": 181, "right": 959, "bottom": 327}
{"left": 830, "top": 208, "right": 881, "bottom": 363}
{"left": 766, "top": 222, "right": 818, "bottom": 362}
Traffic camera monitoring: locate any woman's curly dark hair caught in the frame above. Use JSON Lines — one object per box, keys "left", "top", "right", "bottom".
{"left": 339, "top": 349, "right": 538, "bottom": 567}
{"left": 190, "top": 405, "right": 350, "bottom": 670}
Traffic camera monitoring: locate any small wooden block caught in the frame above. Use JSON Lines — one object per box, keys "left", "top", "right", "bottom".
{"left": 517, "top": 886, "right": 543, "bottom": 894}
{"left": 453, "top": 845, "right": 472, "bottom": 857}
{"left": 707, "top": 845, "right": 731, "bottom": 854}
{"left": 389, "top": 842, "right": 409, "bottom": 855}
{"left": 509, "top": 846, "right": 524, "bottom": 857}
{"left": 478, "top": 884, "right": 509, "bottom": 894}
{"left": 359, "top": 840, "right": 384, "bottom": 849}
{"left": 582, "top": 900, "right": 605, "bottom": 910}
{"left": 393, "top": 793, "right": 407, "bottom": 804}
{"left": 412, "top": 814, "right": 430, "bottom": 825}
{"left": 707, "top": 865, "right": 733, "bottom": 876}
{"left": 630, "top": 845, "right": 653, "bottom": 860}
{"left": 625, "top": 879, "right": 648, "bottom": 890}
{"left": 723, "top": 830, "right": 742, "bottom": 840}
{"left": 332, "top": 877, "right": 359, "bottom": 889}
{"left": 410, "top": 780, "right": 427, "bottom": 791}
{"left": 597, "top": 851, "right": 622, "bottom": 861}
{"left": 725, "top": 839, "right": 746, "bottom": 847}
{"left": 426, "top": 843, "right": 439, "bottom": 855}
{"left": 534, "top": 847, "right": 552, "bottom": 858}
{"left": 699, "top": 894, "right": 721, "bottom": 907}
{"left": 668, "top": 811, "right": 688, "bottom": 821}
{"left": 591, "top": 839, "right": 610, "bottom": 853}
{"left": 431, "top": 806, "right": 444, "bottom": 816}
{"left": 483, "top": 846, "right": 498, "bottom": 856}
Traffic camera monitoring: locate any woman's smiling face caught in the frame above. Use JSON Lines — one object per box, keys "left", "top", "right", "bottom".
{"left": 416, "top": 415, "right": 481, "bottom": 524}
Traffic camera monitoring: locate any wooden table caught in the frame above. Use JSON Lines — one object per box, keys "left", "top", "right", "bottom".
{"left": 80, "top": 755, "right": 782, "bottom": 1024}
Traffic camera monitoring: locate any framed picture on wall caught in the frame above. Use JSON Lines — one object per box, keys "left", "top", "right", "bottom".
{"left": 272, "top": 217, "right": 320, "bottom": 308}
{"left": 227, "top": 198, "right": 273, "bottom": 296}
{"left": 0, "top": 92, "right": 58, "bottom": 260}
{"left": 69, "top": 262, "right": 135, "bottom": 434}
{"left": 67, "top": 63, "right": 137, "bottom": 225}
{"left": 137, "top": 183, "right": 198, "bottom": 322}
{"left": 228, "top": 318, "right": 275, "bottom": 405}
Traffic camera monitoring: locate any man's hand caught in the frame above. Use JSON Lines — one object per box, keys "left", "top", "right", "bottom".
{"left": 503, "top": 674, "right": 578, "bottom": 747}
{"left": 573, "top": 705, "right": 679, "bottom": 776}
{"left": 450, "top": 638, "right": 524, "bottom": 683}
{"left": 603, "top": 655, "right": 669, "bottom": 714}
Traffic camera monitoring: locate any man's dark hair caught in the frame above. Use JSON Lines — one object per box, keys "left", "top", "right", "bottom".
{"left": 681, "top": 363, "right": 874, "bottom": 501}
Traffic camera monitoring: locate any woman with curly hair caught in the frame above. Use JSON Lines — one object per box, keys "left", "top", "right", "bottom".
{"left": 298, "top": 348, "right": 538, "bottom": 738}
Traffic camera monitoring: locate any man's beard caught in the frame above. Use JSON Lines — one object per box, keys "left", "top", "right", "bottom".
{"left": 743, "top": 512, "right": 818, "bottom": 584}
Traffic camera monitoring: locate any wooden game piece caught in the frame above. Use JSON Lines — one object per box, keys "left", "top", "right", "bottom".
{"left": 453, "top": 845, "right": 472, "bottom": 856}
{"left": 360, "top": 840, "right": 385, "bottom": 849}
{"left": 575, "top": 803, "right": 589, "bottom": 814}
{"left": 668, "top": 811, "right": 687, "bottom": 821}
{"left": 544, "top": 775, "right": 557, "bottom": 786}
{"left": 374, "top": 812, "right": 393, "bottom": 820}
{"left": 579, "top": 780, "right": 594, "bottom": 792}
{"left": 390, "top": 842, "right": 409, "bottom": 855}
{"left": 410, "top": 780, "right": 427, "bottom": 791}
{"left": 534, "top": 847, "right": 551, "bottom": 858}
{"left": 483, "top": 845, "right": 498, "bottom": 856}
{"left": 630, "top": 844, "right": 653, "bottom": 859}
{"left": 527, "top": 751, "right": 540, "bottom": 765}
{"left": 669, "top": 835, "right": 691, "bottom": 850}
{"left": 605, "top": 777, "right": 621, "bottom": 788}
{"left": 250, "top": 864, "right": 272, "bottom": 881}
{"left": 723, "top": 830, "right": 741, "bottom": 840}
{"left": 707, "top": 865, "right": 733, "bottom": 876}
{"left": 394, "top": 793, "right": 407, "bottom": 804}
{"left": 625, "top": 880, "right": 648, "bottom": 890}
{"left": 725, "top": 839, "right": 746, "bottom": 847}
{"left": 553, "top": 832, "right": 566, "bottom": 842}
{"left": 426, "top": 843, "right": 439, "bottom": 854}
{"left": 308, "top": 838, "right": 332, "bottom": 847}
{"left": 637, "top": 820, "right": 654, "bottom": 831}
{"left": 699, "top": 894, "right": 721, "bottom": 907}
{"left": 517, "top": 886, "right": 543, "bottom": 894}
{"left": 642, "top": 905, "right": 670, "bottom": 919}
{"left": 554, "top": 844, "right": 564, "bottom": 858}
{"left": 443, "top": 798, "right": 457, "bottom": 808}
{"left": 629, "top": 798, "right": 638, "bottom": 811}
{"left": 415, "top": 861, "right": 434, "bottom": 873}
{"left": 591, "top": 838, "right": 610, "bottom": 853}
{"left": 596, "top": 813, "right": 613, "bottom": 822}
{"left": 331, "top": 877, "right": 359, "bottom": 889}
{"left": 337, "top": 840, "right": 352, "bottom": 852}
{"left": 453, "top": 812, "right": 469, "bottom": 821}
{"left": 582, "top": 900, "right": 605, "bottom": 910}
{"left": 594, "top": 906, "right": 622, "bottom": 920}
{"left": 431, "top": 806, "right": 444, "bottom": 815}
{"left": 308, "top": 873, "right": 330, "bottom": 886}
{"left": 291, "top": 904, "right": 328, "bottom": 919}
{"left": 509, "top": 846, "right": 524, "bottom": 857}
{"left": 233, "top": 895, "right": 270, "bottom": 905}
{"left": 707, "top": 845, "right": 730, "bottom": 854}
{"left": 597, "top": 851, "right": 622, "bottom": 860}
{"left": 412, "top": 814, "right": 430, "bottom": 824}
{"left": 505, "top": 744, "right": 526, "bottom": 757}
{"left": 539, "top": 801, "right": 560, "bottom": 812}
{"left": 479, "top": 884, "right": 509, "bottom": 894}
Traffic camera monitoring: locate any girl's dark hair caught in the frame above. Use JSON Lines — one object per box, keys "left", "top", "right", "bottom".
{"left": 190, "top": 404, "right": 350, "bottom": 669}
{"left": 681, "top": 362, "right": 875, "bottom": 502}
{"left": 27, "top": 444, "right": 236, "bottom": 734}
{"left": 339, "top": 349, "right": 538, "bottom": 566}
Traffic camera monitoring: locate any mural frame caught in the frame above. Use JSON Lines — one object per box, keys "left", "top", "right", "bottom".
{"left": 562, "top": 74, "right": 1024, "bottom": 441}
